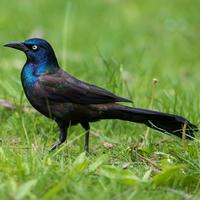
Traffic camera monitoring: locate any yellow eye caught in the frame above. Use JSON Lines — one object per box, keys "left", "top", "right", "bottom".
{"left": 32, "top": 45, "right": 38, "bottom": 50}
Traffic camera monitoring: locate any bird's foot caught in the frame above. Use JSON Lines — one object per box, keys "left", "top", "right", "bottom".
{"left": 84, "top": 145, "right": 89, "bottom": 155}
{"left": 49, "top": 142, "right": 60, "bottom": 152}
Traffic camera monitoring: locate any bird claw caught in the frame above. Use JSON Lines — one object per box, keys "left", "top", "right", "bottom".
{"left": 84, "top": 145, "right": 89, "bottom": 154}
{"left": 49, "top": 143, "right": 59, "bottom": 152}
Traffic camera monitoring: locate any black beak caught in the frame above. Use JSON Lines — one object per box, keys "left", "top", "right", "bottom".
{"left": 4, "top": 42, "right": 28, "bottom": 52}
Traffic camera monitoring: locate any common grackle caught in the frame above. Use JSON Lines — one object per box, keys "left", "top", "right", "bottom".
{"left": 4, "top": 38, "right": 198, "bottom": 152}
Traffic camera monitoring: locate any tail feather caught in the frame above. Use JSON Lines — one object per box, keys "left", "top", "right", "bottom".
{"left": 100, "top": 104, "right": 198, "bottom": 139}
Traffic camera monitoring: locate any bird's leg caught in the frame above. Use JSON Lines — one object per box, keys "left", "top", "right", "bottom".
{"left": 81, "top": 122, "right": 90, "bottom": 153}
{"left": 85, "top": 129, "right": 90, "bottom": 153}
{"left": 50, "top": 122, "right": 69, "bottom": 151}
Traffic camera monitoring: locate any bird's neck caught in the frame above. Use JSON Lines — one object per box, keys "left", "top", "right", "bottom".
{"left": 26, "top": 57, "right": 59, "bottom": 74}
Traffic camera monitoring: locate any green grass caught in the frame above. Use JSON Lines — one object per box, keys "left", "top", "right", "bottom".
{"left": 0, "top": 0, "right": 200, "bottom": 199}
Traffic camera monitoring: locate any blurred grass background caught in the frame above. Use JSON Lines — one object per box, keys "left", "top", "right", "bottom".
{"left": 0, "top": 0, "right": 200, "bottom": 199}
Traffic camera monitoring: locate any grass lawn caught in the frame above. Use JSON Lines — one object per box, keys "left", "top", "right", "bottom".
{"left": 0, "top": 0, "right": 200, "bottom": 199}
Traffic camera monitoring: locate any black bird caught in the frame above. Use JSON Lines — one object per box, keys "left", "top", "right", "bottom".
{"left": 4, "top": 38, "right": 198, "bottom": 152}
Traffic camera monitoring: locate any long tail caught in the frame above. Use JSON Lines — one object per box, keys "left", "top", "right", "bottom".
{"left": 99, "top": 104, "right": 198, "bottom": 139}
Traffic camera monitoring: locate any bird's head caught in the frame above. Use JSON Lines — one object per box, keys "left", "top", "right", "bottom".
{"left": 4, "top": 38, "right": 58, "bottom": 66}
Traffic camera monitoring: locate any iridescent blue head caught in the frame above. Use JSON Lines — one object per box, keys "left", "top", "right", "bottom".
{"left": 4, "top": 38, "right": 59, "bottom": 67}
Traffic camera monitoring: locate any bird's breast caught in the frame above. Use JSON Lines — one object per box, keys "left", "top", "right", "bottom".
{"left": 21, "top": 65, "right": 38, "bottom": 93}
{"left": 20, "top": 65, "right": 72, "bottom": 120}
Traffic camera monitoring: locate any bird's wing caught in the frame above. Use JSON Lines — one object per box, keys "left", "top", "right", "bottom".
{"left": 37, "top": 69, "right": 132, "bottom": 104}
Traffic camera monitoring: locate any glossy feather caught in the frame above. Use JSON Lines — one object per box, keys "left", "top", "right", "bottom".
{"left": 4, "top": 38, "right": 198, "bottom": 152}
{"left": 37, "top": 69, "right": 132, "bottom": 104}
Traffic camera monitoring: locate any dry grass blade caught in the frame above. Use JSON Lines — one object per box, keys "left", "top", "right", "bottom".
{"left": 182, "top": 122, "right": 187, "bottom": 147}
{"left": 0, "top": 99, "right": 35, "bottom": 112}
{"left": 131, "top": 145, "right": 161, "bottom": 173}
